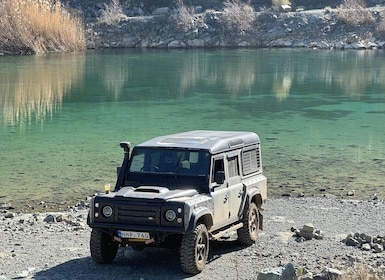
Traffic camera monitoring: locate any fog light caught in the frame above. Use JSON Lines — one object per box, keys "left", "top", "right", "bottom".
{"left": 102, "top": 205, "right": 113, "bottom": 217}
{"left": 165, "top": 210, "right": 176, "bottom": 222}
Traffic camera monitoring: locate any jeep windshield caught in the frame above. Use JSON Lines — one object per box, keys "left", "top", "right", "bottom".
{"left": 128, "top": 147, "right": 210, "bottom": 176}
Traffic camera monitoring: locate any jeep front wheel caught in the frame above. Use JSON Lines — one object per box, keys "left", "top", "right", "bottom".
{"left": 90, "top": 228, "right": 119, "bottom": 264}
{"left": 237, "top": 202, "right": 259, "bottom": 245}
{"left": 180, "top": 224, "right": 209, "bottom": 275}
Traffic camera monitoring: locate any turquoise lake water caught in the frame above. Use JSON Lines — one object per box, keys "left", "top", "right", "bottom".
{"left": 1, "top": 48, "right": 385, "bottom": 211}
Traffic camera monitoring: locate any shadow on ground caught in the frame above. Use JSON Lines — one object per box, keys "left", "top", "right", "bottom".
{"left": 33, "top": 239, "right": 247, "bottom": 279}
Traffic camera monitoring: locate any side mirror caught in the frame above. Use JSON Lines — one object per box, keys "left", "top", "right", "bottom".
{"left": 214, "top": 171, "right": 225, "bottom": 184}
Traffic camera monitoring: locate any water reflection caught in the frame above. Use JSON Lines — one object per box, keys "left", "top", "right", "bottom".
{"left": 334, "top": 51, "right": 385, "bottom": 99}
{"left": 2, "top": 50, "right": 384, "bottom": 130}
{"left": 0, "top": 53, "right": 85, "bottom": 129}
{"left": 175, "top": 50, "right": 385, "bottom": 102}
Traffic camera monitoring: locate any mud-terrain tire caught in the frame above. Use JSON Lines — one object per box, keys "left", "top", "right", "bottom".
{"left": 90, "top": 228, "right": 119, "bottom": 264}
{"left": 237, "top": 202, "right": 259, "bottom": 245}
{"left": 180, "top": 224, "right": 209, "bottom": 275}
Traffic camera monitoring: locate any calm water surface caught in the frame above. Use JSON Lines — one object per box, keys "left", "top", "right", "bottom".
{"left": 1, "top": 49, "right": 385, "bottom": 211}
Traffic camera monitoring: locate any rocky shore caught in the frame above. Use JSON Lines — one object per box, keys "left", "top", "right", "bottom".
{"left": 1, "top": 197, "right": 384, "bottom": 279}
{"left": 64, "top": 1, "right": 385, "bottom": 51}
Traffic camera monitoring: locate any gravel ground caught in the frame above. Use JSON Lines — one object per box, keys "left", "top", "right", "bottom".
{"left": 1, "top": 197, "right": 384, "bottom": 280}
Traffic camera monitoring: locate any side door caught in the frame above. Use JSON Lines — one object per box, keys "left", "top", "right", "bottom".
{"left": 226, "top": 151, "right": 245, "bottom": 220}
{"left": 210, "top": 155, "right": 230, "bottom": 226}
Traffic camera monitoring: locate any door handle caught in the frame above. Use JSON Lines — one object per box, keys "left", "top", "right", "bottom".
{"left": 238, "top": 190, "right": 244, "bottom": 198}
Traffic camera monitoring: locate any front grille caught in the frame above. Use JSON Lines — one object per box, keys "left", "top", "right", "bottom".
{"left": 116, "top": 200, "right": 162, "bottom": 226}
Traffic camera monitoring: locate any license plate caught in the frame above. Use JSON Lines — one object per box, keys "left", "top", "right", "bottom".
{"left": 118, "top": 230, "right": 150, "bottom": 239}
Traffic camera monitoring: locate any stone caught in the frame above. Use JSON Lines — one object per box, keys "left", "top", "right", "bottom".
{"left": 373, "top": 243, "right": 384, "bottom": 253}
{"left": 152, "top": 7, "right": 170, "bottom": 16}
{"left": 350, "top": 42, "right": 366, "bottom": 49}
{"left": 195, "top": 6, "right": 203, "bottom": 14}
{"left": 347, "top": 190, "right": 355, "bottom": 196}
{"left": 187, "top": 39, "right": 205, "bottom": 47}
{"left": 345, "top": 236, "right": 359, "bottom": 246}
{"left": 334, "top": 41, "right": 344, "bottom": 49}
{"left": 258, "top": 263, "right": 298, "bottom": 280}
{"left": 43, "top": 214, "right": 56, "bottom": 224}
{"left": 302, "top": 224, "right": 315, "bottom": 232}
{"left": 280, "top": 5, "right": 292, "bottom": 13}
{"left": 321, "top": 268, "right": 344, "bottom": 280}
{"left": 317, "top": 41, "right": 330, "bottom": 49}
{"left": 282, "top": 263, "right": 297, "bottom": 280}
{"left": 4, "top": 212, "right": 15, "bottom": 219}
{"left": 361, "top": 243, "right": 371, "bottom": 251}
{"left": 168, "top": 40, "right": 181, "bottom": 48}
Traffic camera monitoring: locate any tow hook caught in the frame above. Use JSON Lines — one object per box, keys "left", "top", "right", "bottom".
{"left": 145, "top": 238, "right": 155, "bottom": 245}
{"left": 114, "top": 236, "right": 122, "bottom": 243}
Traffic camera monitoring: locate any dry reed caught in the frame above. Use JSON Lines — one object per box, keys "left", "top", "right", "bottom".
{"left": 0, "top": 0, "right": 86, "bottom": 54}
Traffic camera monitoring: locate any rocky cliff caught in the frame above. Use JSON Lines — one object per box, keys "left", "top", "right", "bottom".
{"left": 68, "top": 1, "right": 385, "bottom": 50}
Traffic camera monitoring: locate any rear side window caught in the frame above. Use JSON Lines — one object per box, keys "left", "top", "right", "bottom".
{"left": 228, "top": 156, "right": 239, "bottom": 178}
{"left": 241, "top": 145, "right": 261, "bottom": 175}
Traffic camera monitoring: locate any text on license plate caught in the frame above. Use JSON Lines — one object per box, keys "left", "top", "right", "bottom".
{"left": 118, "top": 230, "right": 150, "bottom": 239}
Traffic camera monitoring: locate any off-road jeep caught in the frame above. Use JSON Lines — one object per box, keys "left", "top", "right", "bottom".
{"left": 87, "top": 130, "right": 267, "bottom": 274}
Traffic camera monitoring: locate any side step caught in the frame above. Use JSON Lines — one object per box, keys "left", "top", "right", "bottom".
{"left": 210, "top": 223, "right": 243, "bottom": 240}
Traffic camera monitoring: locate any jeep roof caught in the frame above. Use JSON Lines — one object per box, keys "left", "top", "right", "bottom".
{"left": 136, "top": 130, "right": 260, "bottom": 154}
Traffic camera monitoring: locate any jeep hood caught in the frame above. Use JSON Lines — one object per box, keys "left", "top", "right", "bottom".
{"left": 114, "top": 186, "right": 198, "bottom": 201}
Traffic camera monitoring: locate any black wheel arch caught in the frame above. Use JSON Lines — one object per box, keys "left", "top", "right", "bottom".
{"left": 186, "top": 208, "right": 213, "bottom": 232}
{"left": 244, "top": 190, "right": 264, "bottom": 230}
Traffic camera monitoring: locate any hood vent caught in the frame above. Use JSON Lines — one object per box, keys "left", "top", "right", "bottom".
{"left": 134, "top": 186, "right": 169, "bottom": 194}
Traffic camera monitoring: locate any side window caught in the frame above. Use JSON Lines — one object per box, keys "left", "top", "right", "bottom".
{"left": 211, "top": 158, "right": 224, "bottom": 183}
{"left": 228, "top": 156, "right": 239, "bottom": 178}
{"left": 130, "top": 152, "right": 145, "bottom": 172}
{"left": 242, "top": 146, "right": 261, "bottom": 175}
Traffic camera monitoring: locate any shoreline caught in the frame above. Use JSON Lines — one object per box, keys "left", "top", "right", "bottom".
{"left": 85, "top": 6, "right": 385, "bottom": 51}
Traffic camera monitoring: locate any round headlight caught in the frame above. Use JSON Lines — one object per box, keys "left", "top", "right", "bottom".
{"left": 102, "top": 205, "right": 113, "bottom": 218}
{"left": 165, "top": 210, "right": 176, "bottom": 222}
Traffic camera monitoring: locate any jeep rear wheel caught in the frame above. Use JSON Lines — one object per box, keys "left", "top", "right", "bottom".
{"left": 180, "top": 224, "right": 209, "bottom": 275}
{"left": 237, "top": 202, "right": 259, "bottom": 245}
{"left": 90, "top": 228, "right": 119, "bottom": 264}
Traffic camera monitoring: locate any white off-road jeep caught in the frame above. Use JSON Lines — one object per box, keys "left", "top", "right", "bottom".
{"left": 87, "top": 130, "right": 267, "bottom": 274}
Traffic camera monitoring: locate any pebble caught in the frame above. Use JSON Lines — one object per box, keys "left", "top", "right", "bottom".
{"left": 0, "top": 197, "right": 384, "bottom": 279}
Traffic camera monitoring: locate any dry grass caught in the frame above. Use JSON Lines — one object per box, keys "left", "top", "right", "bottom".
{"left": 98, "top": 0, "right": 128, "bottom": 25}
{"left": 176, "top": 0, "right": 196, "bottom": 31}
{"left": 342, "top": 263, "right": 381, "bottom": 280}
{"left": 335, "top": 0, "right": 375, "bottom": 26}
{"left": 0, "top": 0, "right": 86, "bottom": 54}
{"left": 220, "top": 0, "right": 256, "bottom": 32}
